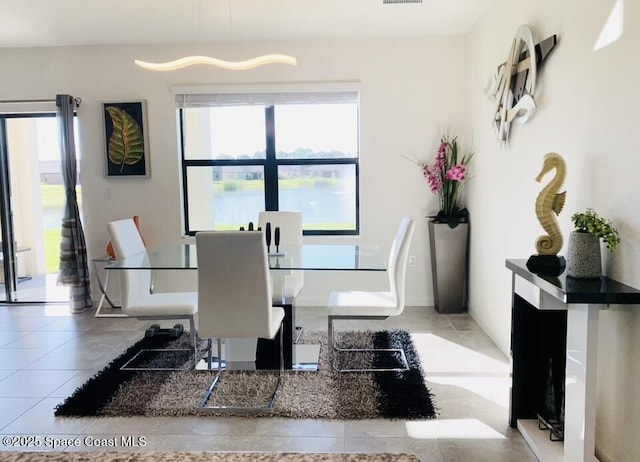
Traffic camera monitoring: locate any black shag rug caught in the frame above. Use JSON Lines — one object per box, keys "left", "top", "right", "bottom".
{"left": 55, "top": 330, "right": 437, "bottom": 420}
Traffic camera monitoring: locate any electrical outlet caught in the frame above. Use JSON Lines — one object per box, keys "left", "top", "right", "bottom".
{"left": 409, "top": 255, "right": 417, "bottom": 267}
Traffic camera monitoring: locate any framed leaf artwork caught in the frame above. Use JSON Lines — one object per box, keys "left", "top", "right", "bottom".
{"left": 102, "top": 100, "right": 150, "bottom": 177}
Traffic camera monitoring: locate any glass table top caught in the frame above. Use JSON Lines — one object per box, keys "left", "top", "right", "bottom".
{"left": 106, "top": 244, "right": 386, "bottom": 272}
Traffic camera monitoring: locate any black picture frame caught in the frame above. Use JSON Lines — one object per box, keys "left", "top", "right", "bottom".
{"left": 102, "top": 100, "right": 150, "bottom": 178}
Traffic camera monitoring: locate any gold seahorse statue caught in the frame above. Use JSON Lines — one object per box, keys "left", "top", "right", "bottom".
{"left": 534, "top": 153, "right": 567, "bottom": 255}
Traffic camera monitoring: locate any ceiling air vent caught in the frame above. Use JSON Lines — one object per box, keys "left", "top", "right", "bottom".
{"left": 383, "top": 0, "right": 422, "bottom": 3}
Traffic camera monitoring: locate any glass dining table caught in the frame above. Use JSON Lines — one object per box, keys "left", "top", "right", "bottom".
{"left": 106, "top": 243, "right": 386, "bottom": 371}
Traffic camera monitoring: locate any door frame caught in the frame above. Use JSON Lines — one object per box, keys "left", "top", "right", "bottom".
{"left": 0, "top": 112, "right": 61, "bottom": 304}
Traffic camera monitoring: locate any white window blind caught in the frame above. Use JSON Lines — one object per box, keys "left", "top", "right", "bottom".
{"left": 0, "top": 101, "right": 57, "bottom": 115}
{"left": 174, "top": 90, "right": 359, "bottom": 108}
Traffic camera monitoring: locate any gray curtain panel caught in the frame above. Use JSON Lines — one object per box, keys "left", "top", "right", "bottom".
{"left": 56, "top": 94, "right": 92, "bottom": 313}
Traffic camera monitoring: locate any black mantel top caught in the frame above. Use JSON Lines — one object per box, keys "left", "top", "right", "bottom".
{"left": 506, "top": 259, "right": 640, "bottom": 305}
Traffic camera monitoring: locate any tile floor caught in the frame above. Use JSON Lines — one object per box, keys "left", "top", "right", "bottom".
{"left": 0, "top": 304, "right": 538, "bottom": 461}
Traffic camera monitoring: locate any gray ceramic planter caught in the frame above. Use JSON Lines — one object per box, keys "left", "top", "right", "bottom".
{"left": 428, "top": 221, "right": 469, "bottom": 313}
{"left": 566, "top": 231, "right": 601, "bottom": 278}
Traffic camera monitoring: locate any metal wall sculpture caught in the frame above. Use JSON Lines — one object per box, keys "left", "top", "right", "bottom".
{"left": 484, "top": 25, "right": 557, "bottom": 144}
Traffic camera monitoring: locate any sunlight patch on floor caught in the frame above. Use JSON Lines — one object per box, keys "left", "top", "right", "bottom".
{"left": 44, "top": 304, "right": 72, "bottom": 316}
{"left": 405, "top": 418, "right": 507, "bottom": 440}
{"left": 412, "top": 332, "right": 511, "bottom": 405}
{"left": 412, "top": 332, "right": 509, "bottom": 375}
{"left": 428, "top": 375, "right": 511, "bottom": 408}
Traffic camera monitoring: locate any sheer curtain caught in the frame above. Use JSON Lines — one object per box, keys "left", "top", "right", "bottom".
{"left": 56, "top": 94, "right": 92, "bottom": 313}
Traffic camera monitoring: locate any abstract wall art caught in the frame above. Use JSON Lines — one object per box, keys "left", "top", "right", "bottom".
{"left": 484, "top": 25, "right": 557, "bottom": 144}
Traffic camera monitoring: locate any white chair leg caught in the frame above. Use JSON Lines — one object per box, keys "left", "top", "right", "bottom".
{"left": 198, "top": 323, "right": 284, "bottom": 413}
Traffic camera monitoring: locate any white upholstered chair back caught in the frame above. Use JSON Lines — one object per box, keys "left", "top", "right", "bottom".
{"left": 387, "top": 216, "right": 415, "bottom": 314}
{"left": 196, "top": 231, "right": 282, "bottom": 340}
{"left": 107, "top": 218, "right": 151, "bottom": 316}
{"left": 258, "top": 211, "right": 304, "bottom": 300}
{"left": 258, "top": 211, "right": 303, "bottom": 248}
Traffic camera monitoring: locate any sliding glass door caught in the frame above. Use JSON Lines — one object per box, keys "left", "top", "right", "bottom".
{"left": 0, "top": 114, "right": 76, "bottom": 303}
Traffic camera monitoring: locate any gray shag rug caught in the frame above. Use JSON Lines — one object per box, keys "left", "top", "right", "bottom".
{"left": 0, "top": 452, "right": 420, "bottom": 462}
{"left": 55, "top": 330, "right": 436, "bottom": 420}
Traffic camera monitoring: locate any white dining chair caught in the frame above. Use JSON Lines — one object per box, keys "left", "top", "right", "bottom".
{"left": 258, "top": 211, "right": 305, "bottom": 342}
{"left": 327, "top": 216, "right": 416, "bottom": 372}
{"left": 107, "top": 219, "right": 198, "bottom": 364}
{"left": 258, "top": 211, "right": 304, "bottom": 300}
{"left": 196, "top": 230, "right": 285, "bottom": 412}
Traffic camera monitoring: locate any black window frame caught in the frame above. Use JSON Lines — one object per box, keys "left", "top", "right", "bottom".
{"left": 179, "top": 103, "right": 360, "bottom": 236}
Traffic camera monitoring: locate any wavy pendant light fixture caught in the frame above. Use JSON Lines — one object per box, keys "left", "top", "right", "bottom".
{"left": 135, "top": 54, "right": 296, "bottom": 71}
{"left": 134, "top": 0, "right": 297, "bottom": 71}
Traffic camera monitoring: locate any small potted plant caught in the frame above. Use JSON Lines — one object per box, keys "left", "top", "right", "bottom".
{"left": 567, "top": 208, "right": 620, "bottom": 278}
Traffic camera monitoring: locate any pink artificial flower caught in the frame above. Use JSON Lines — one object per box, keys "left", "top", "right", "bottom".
{"left": 424, "top": 164, "right": 443, "bottom": 193}
{"left": 445, "top": 164, "right": 467, "bottom": 182}
{"left": 428, "top": 175, "right": 442, "bottom": 193}
{"left": 421, "top": 164, "right": 430, "bottom": 178}
{"left": 436, "top": 142, "right": 447, "bottom": 170}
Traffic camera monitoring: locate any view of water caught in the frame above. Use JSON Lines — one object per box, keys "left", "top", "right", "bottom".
{"left": 207, "top": 188, "right": 355, "bottom": 229}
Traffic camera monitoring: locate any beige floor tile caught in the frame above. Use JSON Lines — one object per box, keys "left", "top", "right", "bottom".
{"left": 0, "top": 349, "right": 51, "bottom": 370}
{"left": 0, "top": 304, "right": 536, "bottom": 459}
{"left": 0, "top": 317, "right": 59, "bottom": 332}
{"left": 241, "top": 436, "right": 345, "bottom": 453}
{"left": 255, "top": 418, "right": 344, "bottom": 437}
{"left": 47, "top": 371, "right": 100, "bottom": 398}
{"left": 0, "top": 370, "right": 78, "bottom": 397}
{"left": 345, "top": 419, "right": 411, "bottom": 438}
{"left": 84, "top": 415, "right": 259, "bottom": 437}
{"left": 0, "top": 397, "right": 41, "bottom": 430}
{"left": 3, "top": 331, "right": 77, "bottom": 349}
{"left": 0, "top": 306, "right": 49, "bottom": 318}
{"left": 0, "top": 331, "right": 30, "bottom": 348}
{"left": 161, "top": 416, "right": 260, "bottom": 436}
{"left": 446, "top": 314, "right": 481, "bottom": 331}
{"left": 437, "top": 439, "right": 538, "bottom": 462}
{"left": 83, "top": 416, "right": 184, "bottom": 435}
{"left": 2, "top": 398, "right": 94, "bottom": 434}
{"left": 22, "top": 348, "right": 115, "bottom": 371}
{"left": 37, "top": 317, "right": 95, "bottom": 332}
{"left": 150, "top": 435, "right": 261, "bottom": 452}
{"left": 454, "top": 330, "right": 509, "bottom": 364}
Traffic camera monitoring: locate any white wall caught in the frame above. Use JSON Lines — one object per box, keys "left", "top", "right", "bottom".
{"left": 0, "top": 36, "right": 466, "bottom": 307}
{"left": 3, "top": 5, "right": 639, "bottom": 458}
{"left": 466, "top": 0, "right": 640, "bottom": 460}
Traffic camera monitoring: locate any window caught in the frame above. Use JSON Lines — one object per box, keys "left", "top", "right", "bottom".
{"left": 177, "top": 90, "right": 359, "bottom": 235}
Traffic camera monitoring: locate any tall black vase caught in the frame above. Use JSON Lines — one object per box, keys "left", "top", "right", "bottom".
{"left": 428, "top": 220, "right": 469, "bottom": 314}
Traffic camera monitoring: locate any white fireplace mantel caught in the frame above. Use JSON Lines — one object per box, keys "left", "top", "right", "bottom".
{"left": 506, "top": 259, "right": 640, "bottom": 462}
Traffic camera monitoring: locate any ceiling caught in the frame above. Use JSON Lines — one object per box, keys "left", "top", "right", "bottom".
{"left": 0, "top": 0, "right": 494, "bottom": 48}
